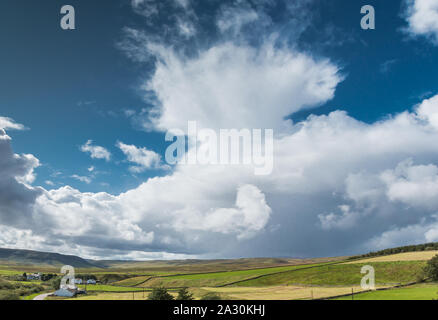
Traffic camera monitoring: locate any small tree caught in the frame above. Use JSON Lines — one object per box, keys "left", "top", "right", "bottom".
{"left": 424, "top": 254, "right": 438, "bottom": 281}
{"left": 177, "top": 287, "right": 194, "bottom": 300}
{"left": 49, "top": 277, "right": 62, "bottom": 290}
{"left": 148, "top": 287, "right": 174, "bottom": 300}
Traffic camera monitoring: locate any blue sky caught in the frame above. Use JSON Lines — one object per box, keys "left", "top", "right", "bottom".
{"left": 1, "top": 0, "right": 437, "bottom": 194}
{"left": 0, "top": 0, "right": 167, "bottom": 194}
{"left": 1, "top": 0, "right": 438, "bottom": 259}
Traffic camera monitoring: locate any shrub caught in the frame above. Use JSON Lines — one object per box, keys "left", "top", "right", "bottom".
{"left": 41, "top": 273, "right": 57, "bottom": 281}
{"left": 48, "top": 277, "right": 62, "bottom": 290}
{"left": 424, "top": 254, "right": 438, "bottom": 281}
{"left": 148, "top": 287, "right": 174, "bottom": 300}
{"left": 176, "top": 287, "right": 194, "bottom": 300}
{"left": 0, "top": 279, "right": 14, "bottom": 290}
{"left": 0, "top": 290, "right": 20, "bottom": 301}
{"left": 416, "top": 269, "right": 428, "bottom": 283}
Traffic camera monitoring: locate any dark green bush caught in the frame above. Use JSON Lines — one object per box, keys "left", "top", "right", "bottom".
{"left": 148, "top": 287, "right": 174, "bottom": 300}
{"left": 424, "top": 254, "right": 438, "bottom": 281}
{"left": 48, "top": 277, "right": 62, "bottom": 290}
{"left": 176, "top": 287, "right": 194, "bottom": 300}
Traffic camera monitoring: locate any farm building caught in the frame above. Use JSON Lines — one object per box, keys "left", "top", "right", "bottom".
{"left": 53, "top": 288, "right": 86, "bottom": 297}
{"left": 53, "top": 288, "right": 77, "bottom": 298}
{"left": 87, "top": 279, "right": 96, "bottom": 284}
{"left": 74, "top": 279, "right": 83, "bottom": 284}
{"left": 26, "top": 273, "right": 41, "bottom": 281}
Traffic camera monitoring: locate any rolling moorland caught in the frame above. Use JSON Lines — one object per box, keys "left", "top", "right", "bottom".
{"left": 1, "top": 243, "right": 438, "bottom": 300}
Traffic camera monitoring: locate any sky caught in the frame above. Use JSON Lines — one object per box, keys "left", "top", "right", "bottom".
{"left": 1, "top": 0, "right": 438, "bottom": 260}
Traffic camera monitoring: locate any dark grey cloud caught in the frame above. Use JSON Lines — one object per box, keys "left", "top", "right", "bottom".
{"left": 0, "top": 129, "right": 42, "bottom": 228}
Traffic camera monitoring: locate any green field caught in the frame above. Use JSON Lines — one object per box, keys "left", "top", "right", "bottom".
{"left": 78, "top": 284, "right": 145, "bottom": 292}
{"left": 113, "top": 276, "right": 151, "bottom": 286}
{"left": 136, "top": 264, "right": 327, "bottom": 288}
{"left": 0, "top": 269, "right": 24, "bottom": 276}
{"left": 333, "top": 284, "right": 438, "bottom": 300}
{"left": 230, "top": 261, "right": 425, "bottom": 287}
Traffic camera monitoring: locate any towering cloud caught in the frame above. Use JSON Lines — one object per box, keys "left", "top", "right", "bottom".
{"left": 3, "top": 92, "right": 438, "bottom": 259}
{"left": 141, "top": 41, "right": 341, "bottom": 132}
{"left": 1, "top": 0, "right": 438, "bottom": 259}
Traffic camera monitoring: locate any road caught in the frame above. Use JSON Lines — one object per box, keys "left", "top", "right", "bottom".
{"left": 33, "top": 292, "right": 53, "bottom": 300}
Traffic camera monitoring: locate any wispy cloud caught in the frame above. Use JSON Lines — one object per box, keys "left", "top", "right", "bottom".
{"left": 380, "top": 59, "right": 398, "bottom": 74}
{"left": 71, "top": 174, "right": 92, "bottom": 184}
{"left": 76, "top": 100, "right": 96, "bottom": 107}
{"left": 80, "top": 140, "right": 111, "bottom": 161}
{"left": 0, "top": 117, "right": 27, "bottom": 131}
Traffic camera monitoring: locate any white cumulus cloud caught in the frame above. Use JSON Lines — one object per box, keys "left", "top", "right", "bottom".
{"left": 138, "top": 41, "right": 342, "bottom": 132}
{"left": 117, "top": 142, "right": 168, "bottom": 172}
{"left": 405, "top": 0, "right": 438, "bottom": 44}
{"left": 4, "top": 91, "right": 438, "bottom": 258}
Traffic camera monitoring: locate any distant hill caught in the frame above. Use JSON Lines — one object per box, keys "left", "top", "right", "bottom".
{"left": 0, "top": 248, "right": 103, "bottom": 268}
{"left": 6, "top": 242, "right": 436, "bottom": 271}
{"left": 0, "top": 248, "right": 343, "bottom": 271}
{"left": 95, "top": 256, "right": 344, "bottom": 272}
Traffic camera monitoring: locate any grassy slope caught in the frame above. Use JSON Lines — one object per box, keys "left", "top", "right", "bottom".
{"left": 333, "top": 283, "right": 438, "bottom": 300}
{"left": 97, "top": 257, "right": 344, "bottom": 275}
{"left": 0, "top": 278, "right": 45, "bottom": 300}
{"left": 113, "top": 276, "right": 151, "bottom": 286}
{"left": 230, "top": 261, "right": 425, "bottom": 287}
{"left": 100, "top": 257, "right": 341, "bottom": 268}
{"left": 0, "top": 269, "right": 24, "bottom": 276}
{"left": 78, "top": 284, "right": 144, "bottom": 292}
{"left": 68, "top": 291, "right": 178, "bottom": 300}
{"left": 202, "top": 285, "right": 384, "bottom": 300}
{"left": 343, "top": 251, "right": 438, "bottom": 264}
{"left": 137, "top": 264, "right": 326, "bottom": 288}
